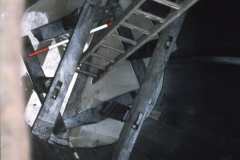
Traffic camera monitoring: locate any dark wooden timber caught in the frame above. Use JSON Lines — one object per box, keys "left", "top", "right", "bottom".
{"left": 22, "top": 36, "right": 45, "bottom": 103}
{"left": 62, "top": 11, "right": 114, "bottom": 120}
{"left": 112, "top": 10, "right": 187, "bottom": 160}
{"left": 32, "top": 0, "right": 102, "bottom": 140}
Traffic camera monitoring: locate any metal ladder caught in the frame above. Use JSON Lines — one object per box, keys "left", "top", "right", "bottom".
{"left": 76, "top": 0, "right": 198, "bottom": 83}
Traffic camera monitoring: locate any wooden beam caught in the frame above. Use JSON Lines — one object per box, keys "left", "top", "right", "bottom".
{"left": 112, "top": 11, "right": 187, "bottom": 160}
{"left": 32, "top": 0, "right": 102, "bottom": 140}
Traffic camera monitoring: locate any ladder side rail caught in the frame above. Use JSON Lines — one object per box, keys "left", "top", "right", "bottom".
{"left": 79, "top": 0, "right": 146, "bottom": 64}
{"left": 92, "top": 0, "right": 198, "bottom": 83}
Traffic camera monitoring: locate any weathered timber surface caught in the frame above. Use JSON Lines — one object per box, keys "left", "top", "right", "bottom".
{"left": 112, "top": 11, "right": 187, "bottom": 160}
{"left": 32, "top": 0, "right": 102, "bottom": 140}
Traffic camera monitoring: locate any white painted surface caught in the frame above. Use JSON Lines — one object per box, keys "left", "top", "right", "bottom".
{"left": 25, "top": 91, "right": 42, "bottom": 127}
{"left": 49, "top": 39, "right": 69, "bottom": 49}
{"left": 80, "top": 60, "right": 139, "bottom": 111}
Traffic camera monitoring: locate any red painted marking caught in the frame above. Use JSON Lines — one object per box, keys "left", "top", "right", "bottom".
{"left": 107, "top": 21, "right": 113, "bottom": 27}
{"left": 66, "top": 137, "right": 71, "bottom": 142}
{"left": 76, "top": 158, "right": 80, "bottom": 160}
{"left": 29, "top": 22, "right": 113, "bottom": 58}
{"left": 28, "top": 47, "right": 49, "bottom": 57}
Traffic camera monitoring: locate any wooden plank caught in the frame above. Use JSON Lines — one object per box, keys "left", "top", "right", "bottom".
{"left": 112, "top": 10, "right": 187, "bottom": 160}
{"left": 62, "top": 12, "right": 112, "bottom": 120}
{"left": 32, "top": 0, "right": 102, "bottom": 140}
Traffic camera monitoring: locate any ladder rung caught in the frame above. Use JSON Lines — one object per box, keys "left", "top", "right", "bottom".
{"left": 134, "top": 9, "right": 165, "bottom": 23}
{"left": 91, "top": 0, "right": 198, "bottom": 84}
{"left": 121, "top": 22, "right": 150, "bottom": 35}
{"left": 100, "top": 44, "right": 125, "bottom": 54}
{"left": 152, "top": 0, "right": 181, "bottom": 10}
{"left": 76, "top": 69, "right": 97, "bottom": 77}
{"left": 82, "top": 62, "right": 106, "bottom": 70}
{"left": 91, "top": 53, "right": 115, "bottom": 63}
{"left": 78, "top": 0, "right": 146, "bottom": 64}
{"left": 110, "top": 34, "right": 137, "bottom": 45}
